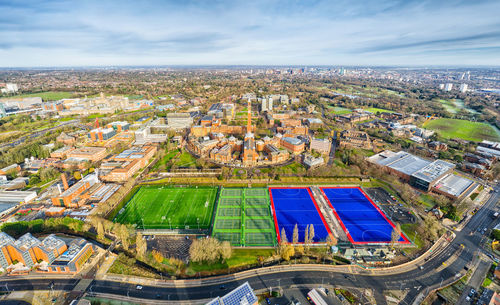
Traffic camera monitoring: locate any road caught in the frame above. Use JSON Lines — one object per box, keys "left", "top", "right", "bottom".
{"left": 0, "top": 119, "right": 80, "bottom": 149}
{"left": 2, "top": 185, "right": 499, "bottom": 305}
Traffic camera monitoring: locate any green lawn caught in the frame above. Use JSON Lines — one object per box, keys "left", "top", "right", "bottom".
{"left": 423, "top": 118, "right": 500, "bottom": 142}
{"left": 329, "top": 106, "right": 352, "bottom": 115}
{"left": 365, "top": 107, "right": 394, "bottom": 114}
{"left": 174, "top": 151, "right": 198, "bottom": 167}
{"left": 152, "top": 149, "right": 180, "bottom": 170}
{"left": 189, "top": 248, "right": 274, "bottom": 272}
{"left": 6, "top": 91, "right": 75, "bottom": 101}
{"left": 114, "top": 186, "right": 217, "bottom": 229}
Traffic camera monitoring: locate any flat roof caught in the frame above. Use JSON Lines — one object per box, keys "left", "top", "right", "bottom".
{"left": 386, "top": 153, "right": 430, "bottom": 176}
{"left": 412, "top": 160, "right": 455, "bottom": 183}
{"left": 434, "top": 174, "right": 475, "bottom": 197}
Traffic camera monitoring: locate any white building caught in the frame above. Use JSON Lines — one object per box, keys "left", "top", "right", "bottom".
{"left": 444, "top": 83, "right": 453, "bottom": 91}
{"left": 459, "top": 84, "right": 468, "bottom": 93}
{"left": 0, "top": 84, "right": 18, "bottom": 94}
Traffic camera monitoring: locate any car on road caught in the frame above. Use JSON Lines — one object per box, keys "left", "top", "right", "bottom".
{"left": 266, "top": 297, "right": 271, "bottom": 305}
{"left": 219, "top": 285, "right": 226, "bottom": 290}
{"left": 136, "top": 285, "right": 143, "bottom": 290}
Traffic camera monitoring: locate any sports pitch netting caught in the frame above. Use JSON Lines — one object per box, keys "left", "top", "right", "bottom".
{"left": 245, "top": 188, "right": 268, "bottom": 197}
{"left": 219, "top": 197, "right": 242, "bottom": 206}
{"left": 221, "top": 188, "right": 243, "bottom": 197}
{"left": 114, "top": 185, "right": 217, "bottom": 229}
{"left": 212, "top": 187, "right": 277, "bottom": 247}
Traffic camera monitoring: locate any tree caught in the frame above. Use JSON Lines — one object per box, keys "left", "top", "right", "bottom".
{"left": 292, "top": 224, "right": 299, "bottom": 245}
{"left": 326, "top": 234, "right": 337, "bottom": 247}
{"left": 119, "top": 224, "right": 130, "bottom": 250}
{"left": 282, "top": 244, "right": 295, "bottom": 261}
{"left": 73, "top": 171, "right": 82, "bottom": 180}
{"left": 152, "top": 250, "right": 164, "bottom": 263}
{"left": 391, "top": 223, "right": 401, "bottom": 248}
{"left": 96, "top": 221, "right": 104, "bottom": 240}
{"left": 220, "top": 241, "right": 232, "bottom": 262}
{"left": 304, "top": 225, "right": 310, "bottom": 251}
{"left": 309, "top": 224, "right": 315, "bottom": 244}
{"left": 136, "top": 232, "right": 147, "bottom": 259}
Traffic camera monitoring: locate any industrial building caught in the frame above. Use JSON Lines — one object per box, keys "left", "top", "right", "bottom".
{"left": 0, "top": 190, "right": 37, "bottom": 204}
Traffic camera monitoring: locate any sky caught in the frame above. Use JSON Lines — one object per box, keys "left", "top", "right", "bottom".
{"left": 1, "top": 0, "right": 500, "bottom": 67}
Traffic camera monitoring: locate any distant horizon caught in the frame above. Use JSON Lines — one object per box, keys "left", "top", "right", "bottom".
{"left": 0, "top": 64, "right": 499, "bottom": 70}
{"left": 2, "top": 1, "right": 500, "bottom": 67}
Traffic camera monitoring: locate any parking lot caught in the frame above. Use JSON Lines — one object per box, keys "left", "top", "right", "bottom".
{"left": 146, "top": 235, "right": 194, "bottom": 262}
{"left": 364, "top": 187, "right": 416, "bottom": 224}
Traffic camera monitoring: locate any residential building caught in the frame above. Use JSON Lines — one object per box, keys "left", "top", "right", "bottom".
{"left": 459, "top": 83, "right": 468, "bottom": 93}
{"left": 100, "top": 146, "right": 157, "bottom": 182}
{"left": 444, "top": 83, "right": 453, "bottom": 91}
{"left": 45, "top": 239, "right": 94, "bottom": 274}
{"left": 106, "top": 121, "right": 130, "bottom": 132}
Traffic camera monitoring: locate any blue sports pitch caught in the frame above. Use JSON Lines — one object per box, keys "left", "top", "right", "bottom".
{"left": 320, "top": 187, "right": 409, "bottom": 244}
{"left": 269, "top": 187, "right": 331, "bottom": 243}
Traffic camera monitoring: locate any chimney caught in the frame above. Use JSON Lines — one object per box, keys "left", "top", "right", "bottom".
{"left": 61, "top": 173, "right": 69, "bottom": 191}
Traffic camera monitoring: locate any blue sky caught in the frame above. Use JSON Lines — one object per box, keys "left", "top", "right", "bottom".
{"left": 1, "top": 0, "right": 499, "bottom": 67}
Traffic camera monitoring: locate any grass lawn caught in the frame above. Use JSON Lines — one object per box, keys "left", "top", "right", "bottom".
{"left": 365, "top": 107, "right": 394, "bottom": 114}
{"left": 329, "top": 106, "right": 352, "bottom": 115}
{"left": 114, "top": 186, "right": 217, "bottom": 229}
{"left": 401, "top": 223, "right": 425, "bottom": 255}
{"left": 423, "top": 118, "right": 500, "bottom": 142}
{"left": 189, "top": 248, "right": 275, "bottom": 272}
{"left": 277, "top": 162, "right": 306, "bottom": 174}
{"left": 7, "top": 91, "right": 75, "bottom": 101}
{"left": 152, "top": 149, "right": 180, "bottom": 170}
{"left": 174, "top": 151, "right": 198, "bottom": 167}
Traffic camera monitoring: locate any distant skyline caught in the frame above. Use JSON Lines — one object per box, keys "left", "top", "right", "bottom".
{"left": 1, "top": 0, "right": 500, "bottom": 67}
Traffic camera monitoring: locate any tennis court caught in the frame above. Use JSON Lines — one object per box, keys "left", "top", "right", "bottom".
{"left": 269, "top": 187, "right": 331, "bottom": 243}
{"left": 212, "top": 187, "right": 277, "bottom": 247}
{"left": 320, "top": 187, "right": 410, "bottom": 244}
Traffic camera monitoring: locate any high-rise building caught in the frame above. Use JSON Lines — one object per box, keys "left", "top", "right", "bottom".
{"left": 444, "top": 83, "right": 453, "bottom": 91}
{"left": 459, "top": 84, "right": 468, "bottom": 93}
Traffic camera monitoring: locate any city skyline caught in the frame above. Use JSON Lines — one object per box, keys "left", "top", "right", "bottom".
{"left": 1, "top": 0, "right": 500, "bottom": 67}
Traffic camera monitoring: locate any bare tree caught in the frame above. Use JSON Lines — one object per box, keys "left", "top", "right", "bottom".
{"left": 391, "top": 223, "right": 401, "bottom": 248}
{"left": 220, "top": 241, "right": 232, "bottom": 262}
{"left": 304, "top": 224, "right": 310, "bottom": 251}
{"left": 292, "top": 224, "right": 299, "bottom": 245}
{"left": 119, "top": 224, "right": 130, "bottom": 250}
{"left": 97, "top": 221, "right": 104, "bottom": 240}
{"left": 136, "top": 232, "right": 147, "bottom": 259}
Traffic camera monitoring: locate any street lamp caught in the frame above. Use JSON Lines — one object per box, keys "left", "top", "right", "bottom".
{"left": 168, "top": 218, "right": 171, "bottom": 230}
{"left": 197, "top": 218, "right": 200, "bottom": 230}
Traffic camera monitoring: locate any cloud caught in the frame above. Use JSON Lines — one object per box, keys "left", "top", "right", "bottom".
{"left": 0, "top": 0, "right": 499, "bottom": 66}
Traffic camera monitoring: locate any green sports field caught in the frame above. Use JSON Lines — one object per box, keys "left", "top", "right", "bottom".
{"left": 423, "top": 118, "right": 500, "bottom": 142}
{"left": 212, "top": 188, "right": 277, "bottom": 247}
{"left": 114, "top": 186, "right": 217, "bottom": 229}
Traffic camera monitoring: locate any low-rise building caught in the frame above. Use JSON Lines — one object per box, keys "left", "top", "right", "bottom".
{"left": 45, "top": 238, "right": 94, "bottom": 274}
{"left": 310, "top": 138, "right": 331, "bottom": 154}
{"left": 67, "top": 147, "right": 107, "bottom": 162}
{"left": 51, "top": 174, "right": 98, "bottom": 208}
{"left": 89, "top": 128, "right": 116, "bottom": 142}
{"left": 50, "top": 146, "right": 75, "bottom": 159}
{"left": 280, "top": 137, "right": 305, "bottom": 154}
{"left": 303, "top": 154, "right": 324, "bottom": 168}
{"left": 100, "top": 146, "right": 156, "bottom": 182}
{"left": 339, "top": 130, "right": 373, "bottom": 150}
{"left": 0, "top": 164, "right": 21, "bottom": 176}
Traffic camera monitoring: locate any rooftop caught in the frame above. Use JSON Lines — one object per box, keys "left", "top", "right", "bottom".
{"left": 0, "top": 232, "right": 15, "bottom": 248}
{"left": 14, "top": 233, "right": 40, "bottom": 252}
{"left": 51, "top": 239, "right": 89, "bottom": 266}
{"left": 433, "top": 174, "right": 475, "bottom": 197}
{"left": 412, "top": 160, "right": 455, "bottom": 183}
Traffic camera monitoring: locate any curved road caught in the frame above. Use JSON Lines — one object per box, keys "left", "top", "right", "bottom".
{"left": 2, "top": 184, "right": 499, "bottom": 304}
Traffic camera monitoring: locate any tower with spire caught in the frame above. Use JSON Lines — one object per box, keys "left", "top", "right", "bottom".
{"left": 243, "top": 98, "right": 257, "bottom": 165}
